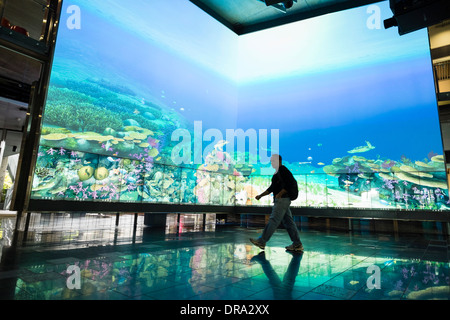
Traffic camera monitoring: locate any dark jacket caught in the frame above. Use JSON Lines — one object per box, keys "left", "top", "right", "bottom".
{"left": 267, "top": 165, "right": 296, "bottom": 199}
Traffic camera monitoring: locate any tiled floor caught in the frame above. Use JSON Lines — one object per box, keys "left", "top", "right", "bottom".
{"left": 0, "top": 216, "right": 449, "bottom": 300}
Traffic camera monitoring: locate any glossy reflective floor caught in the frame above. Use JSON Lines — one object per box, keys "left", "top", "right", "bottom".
{"left": 0, "top": 214, "right": 449, "bottom": 300}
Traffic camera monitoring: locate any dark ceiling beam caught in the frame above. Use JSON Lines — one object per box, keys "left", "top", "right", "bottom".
{"left": 189, "top": 0, "right": 238, "bottom": 33}
{"left": 238, "top": 0, "right": 385, "bottom": 35}
{"left": 191, "top": 0, "right": 386, "bottom": 35}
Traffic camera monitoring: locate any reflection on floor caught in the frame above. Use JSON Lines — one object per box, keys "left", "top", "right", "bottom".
{"left": 0, "top": 214, "right": 449, "bottom": 300}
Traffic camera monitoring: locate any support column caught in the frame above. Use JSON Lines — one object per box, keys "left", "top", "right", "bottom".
{"left": 10, "top": 0, "right": 63, "bottom": 237}
{"left": 115, "top": 212, "right": 120, "bottom": 227}
{"left": 393, "top": 220, "right": 399, "bottom": 240}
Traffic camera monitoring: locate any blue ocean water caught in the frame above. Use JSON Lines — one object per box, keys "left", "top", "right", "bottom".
{"left": 52, "top": 2, "right": 238, "bottom": 133}
{"left": 237, "top": 56, "right": 442, "bottom": 166}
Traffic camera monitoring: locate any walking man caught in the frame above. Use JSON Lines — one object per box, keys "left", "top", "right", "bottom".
{"left": 250, "top": 154, "right": 304, "bottom": 252}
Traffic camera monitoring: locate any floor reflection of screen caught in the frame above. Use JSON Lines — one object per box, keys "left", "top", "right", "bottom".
{"left": 165, "top": 214, "right": 216, "bottom": 234}
{"left": 31, "top": 0, "right": 448, "bottom": 211}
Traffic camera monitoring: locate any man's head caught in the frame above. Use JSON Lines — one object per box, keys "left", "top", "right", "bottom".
{"left": 270, "top": 154, "right": 282, "bottom": 169}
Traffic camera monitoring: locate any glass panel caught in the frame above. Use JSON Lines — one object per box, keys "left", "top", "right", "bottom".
{"left": 165, "top": 213, "right": 178, "bottom": 234}
{"left": 235, "top": 174, "right": 251, "bottom": 206}
{"left": 411, "top": 171, "right": 448, "bottom": 210}
{"left": 222, "top": 174, "right": 236, "bottom": 206}
{"left": 251, "top": 175, "right": 271, "bottom": 207}
{"left": 325, "top": 174, "right": 339, "bottom": 208}
{"left": 305, "top": 175, "right": 314, "bottom": 207}
{"left": 31, "top": 145, "right": 69, "bottom": 200}
{"left": 357, "top": 172, "right": 376, "bottom": 209}
{"left": 432, "top": 171, "right": 449, "bottom": 209}
{"left": 86, "top": 154, "right": 118, "bottom": 203}
{"left": 166, "top": 164, "right": 182, "bottom": 204}
{"left": 376, "top": 171, "right": 397, "bottom": 209}
{"left": 237, "top": 176, "right": 252, "bottom": 206}
{"left": 118, "top": 159, "right": 143, "bottom": 203}
{"left": 209, "top": 172, "right": 223, "bottom": 205}
{"left": 194, "top": 168, "right": 211, "bottom": 205}
{"left": 262, "top": 175, "right": 273, "bottom": 207}
{"left": 142, "top": 163, "right": 165, "bottom": 203}
{"left": 63, "top": 152, "right": 97, "bottom": 202}
{"left": 179, "top": 214, "right": 204, "bottom": 233}
{"left": 292, "top": 175, "right": 306, "bottom": 207}
{"left": 180, "top": 167, "right": 197, "bottom": 204}
{"left": 205, "top": 213, "right": 216, "bottom": 232}
{"left": 346, "top": 172, "right": 362, "bottom": 209}
{"left": 306, "top": 173, "right": 327, "bottom": 207}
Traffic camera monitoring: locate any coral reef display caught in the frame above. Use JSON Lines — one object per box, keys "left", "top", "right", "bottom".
{"left": 32, "top": 79, "right": 449, "bottom": 210}
{"left": 31, "top": 142, "right": 449, "bottom": 211}
{"left": 293, "top": 153, "right": 449, "bottom": 210}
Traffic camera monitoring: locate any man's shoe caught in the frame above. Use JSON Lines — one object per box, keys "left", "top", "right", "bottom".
{"left": 285, "top": 243, "right": 304, "bottom": 252}
{"left": 250, "top": 238, "right": 266, "bottom": 250}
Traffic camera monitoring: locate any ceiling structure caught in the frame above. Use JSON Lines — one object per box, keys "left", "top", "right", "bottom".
{"left": 190, "top": 0, "right": 385, "bottom": 35}
{"left": 0, "top": 0, "right": 44, "bottom": 158}
{"left": 0, "top": 46, "right": 41, "bottom": 158}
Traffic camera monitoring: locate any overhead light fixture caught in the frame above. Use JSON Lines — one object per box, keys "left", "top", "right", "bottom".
{"left": 257, "top": 0, "right": 297, "bottom": 13}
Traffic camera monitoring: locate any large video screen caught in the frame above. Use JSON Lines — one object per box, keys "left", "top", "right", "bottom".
{"left": 31, "top": 0, "right": 449, "bottom": 211}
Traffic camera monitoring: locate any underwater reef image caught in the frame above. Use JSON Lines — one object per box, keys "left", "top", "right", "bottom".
{"left": 40, "top": 79, "right": 187, "bottom": 166}
{"left": 32, "top": 145, "right": 192, "bottom": 203}
{"left": 31, "top": 142, "right": 257, "bottom": 205}
{"left": 32, "top": 75, "right": 449, "bottom": 211}
{"left": 295, "top": 150, "right": 449, "bottom": 211}
{"left": 33, "top": 76, "right": 269, "bottom": 206}
{"left": 31, "top": 139, "right": 449, "bottom": 211}
{"left": 34, "top": 76, "right": 256, "bottom": 204}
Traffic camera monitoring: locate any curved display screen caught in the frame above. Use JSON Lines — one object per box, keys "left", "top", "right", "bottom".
{"left": 31, "top": 0, "right": 449, "bottom": 211}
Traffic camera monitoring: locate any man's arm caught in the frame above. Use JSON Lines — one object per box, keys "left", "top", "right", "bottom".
{"left": 255, "top": 189, "right": 271, "bottom": 201}
{"left": 256, "top": 177, "right": 275, "bottom": 201}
